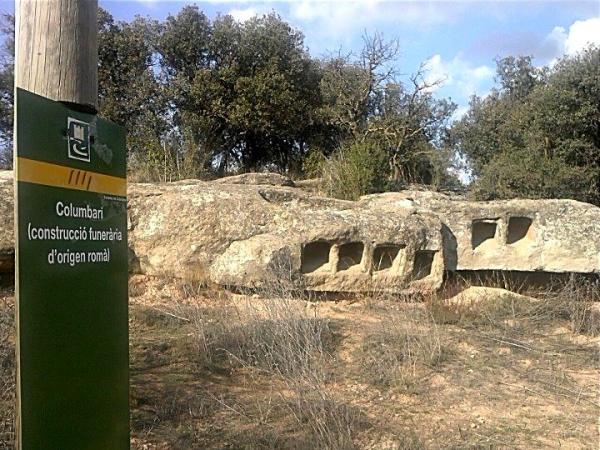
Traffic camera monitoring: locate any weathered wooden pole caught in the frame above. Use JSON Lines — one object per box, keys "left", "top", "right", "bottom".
{"left": 15, "top": 0, "right": 98, "bottom": 112}
{"left": 14, "top": 1, "right": 129, "bottom": 449}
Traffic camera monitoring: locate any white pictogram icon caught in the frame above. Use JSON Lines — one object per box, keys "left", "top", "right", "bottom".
{"left": 67, "top": 117, "right": 91, "bottom": 162}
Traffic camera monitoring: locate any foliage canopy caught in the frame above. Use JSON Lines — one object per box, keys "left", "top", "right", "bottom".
{"left": 0, "top": 7, "right": 597, "bottom": 206}
{"left": 451, "top": 48, "right": 600, "bottom": 204}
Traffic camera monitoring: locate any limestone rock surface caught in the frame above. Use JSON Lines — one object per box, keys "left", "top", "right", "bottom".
{"left": 444, "top": 286, "right": 537, "bottom": 312}
{"left": 2, "top": 168, "right": 599, "bottom": 292}
{"left": 129, "top": 182, "right": 445, "bottom": 293}
{"left": 361, "top": 192, "right": 600, "bottom": 274}
{"left": 214, "top": 172, "right": 295, "bottom": 187}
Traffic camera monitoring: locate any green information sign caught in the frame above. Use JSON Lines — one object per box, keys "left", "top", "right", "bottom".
{"left": 14, "top": 88, "right": 129, "bottom": 449}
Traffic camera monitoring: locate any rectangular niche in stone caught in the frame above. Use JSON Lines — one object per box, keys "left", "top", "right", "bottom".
{"left": 301, "top": 241, "right": 332, "bottom": 274}
{"left": 373, "top": 244, "right": 404, "bottom": 271}
{"left": 507, "top": 216, "right": 533, "bottom": 244}
{"left": 337, "top": 242, "right": 364, "bottom": 271}
{"left": 412, "top": 250, "right": 436, "bottom": 280}
{"left": 471, "top": 218, "right": 498, "bottom": 249}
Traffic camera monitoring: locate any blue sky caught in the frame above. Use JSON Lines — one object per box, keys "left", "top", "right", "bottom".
{"left": 2, "top": 1, "right": 599, "bottom": 117}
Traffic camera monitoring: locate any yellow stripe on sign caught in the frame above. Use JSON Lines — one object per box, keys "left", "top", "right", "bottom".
{"left": 17, "top": 157, "right": 127, "bottom": 197}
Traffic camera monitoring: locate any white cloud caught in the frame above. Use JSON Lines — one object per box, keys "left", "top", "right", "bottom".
{"left": 287, "top": 0, "right": 456, "bottom": 50}
{"left": 292, "top": 0, "right": 382, "bottom": 21}
{"left": 127, "top": 0, "right": 466, "bottom": 3}
{"left": 424, "top": 54, "right": 494, "bottom": 98}
{"left": 424, "top": 54, "right": 451, "bottom": 88}
{"left": 545, "top": 16, "right": 600, "bottom": 58}
{"left": 472, "top": 65, "right": 493, "bottom": 79}
{"left": 229, "top": 7, "right": 260, "bottom": 22}
{"left": 564, "top": 17, "right": 600, "bottom": 54}
{"left": 320, "top": 1, "right": 452, "bottom": 25}
{"left": 289, "top": 1, "right": 383, "bottom": 43}
{"left": 452, "top": 105, "right": 470, "bottom": 121}
{"left": 419, "top": 15, "right": 599, "bottom": 116}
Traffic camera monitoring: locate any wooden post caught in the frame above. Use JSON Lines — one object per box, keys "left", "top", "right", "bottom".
{"left": 15, "top": 0, "right": 98, "bottom": 112}
{"left": 13, "top": 2, "right": 131, "bottom": 449}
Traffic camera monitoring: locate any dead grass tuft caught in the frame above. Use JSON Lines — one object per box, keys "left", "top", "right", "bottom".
{"left": 180, "top": 296, "right": 332, "bottom": 378}
{"left": 540, "top": 276, "right": 600, "bottom": 336}
{"left": 0, "top": 297, "right": 15, "bottom": 448}
{"left": 128, "top": 279, "right": 147, "bottom": 298}
{"left": 359, "top": 305, "right": 450, "bottom": 392}
{"left": 131, "top": 383, "right": 214, "bottom": 447}
{"left": 430, "top": 275, "right": 600, "bottom": 337}
{"left": 174, "top": 277, "right": 211, "bottom": 299}
{"left": 227, "top": 300, "right": 331, "bottom": 378}
{"left": 152, "top": 283, "right": 363, "bottom": 449}
{"left": 286, "top": 381, "right": 362, "bottom": 450}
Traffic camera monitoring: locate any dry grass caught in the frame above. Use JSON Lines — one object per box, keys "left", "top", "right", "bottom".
{"left": 358, "top": 305, "right": 451, "bottom": 392}
{"left": 431, "top": 275, "right": 600, "bottom": 336}
{"left": 0, "top": 292, "right": 14, "bottom": 449}
{"left": 421, "top": 276, "right": 599, "bottom": 448}
{"left": 542, "top": 276, "right": 600, "bottom": 335}
{"left": 128, "top": 276, "right": 364, "bottom": 449}
{"left": 1, "top": 274, "right": 598, "bottom": 449}
{"left": 180, "top": 296, "right": 331, "bottom": 378}
{"left": 285, "top": 381, "right": 362, "bottom": 450}
{"left": 164, "top": 292, "right": 363, "bottom": 449}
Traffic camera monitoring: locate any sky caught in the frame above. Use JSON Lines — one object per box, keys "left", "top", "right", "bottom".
{"left": 2, "top": 0, "right": 599, "bottom": 118}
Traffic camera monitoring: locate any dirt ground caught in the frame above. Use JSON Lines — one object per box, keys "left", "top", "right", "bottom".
{"left": 1, "top": 275, "right": 599, "bottom": 449}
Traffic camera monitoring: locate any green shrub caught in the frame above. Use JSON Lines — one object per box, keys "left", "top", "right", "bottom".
{"left": 472, "top": 148, "right": 597, "bottom": 203}
{"left": 320, "top": 140, "right": 389, "bottom": 200}
{"left": 302, "top": 149, "right": 327, "bottom": 179}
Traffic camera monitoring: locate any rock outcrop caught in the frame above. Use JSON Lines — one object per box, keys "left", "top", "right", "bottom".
{"left": 443, "top": 286, "right": 537, "bottom": 312}
{"left": 214, "top": 172, "right": 295, "bottom": 187}
{"left": 129, "top": 181, "right": 444, "bottom": 293}
{"left": 1, "top": 170, "right": 599, "bottom": 292}
{"left": 362, "top": 192, "right": 600, "bottom": 274}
